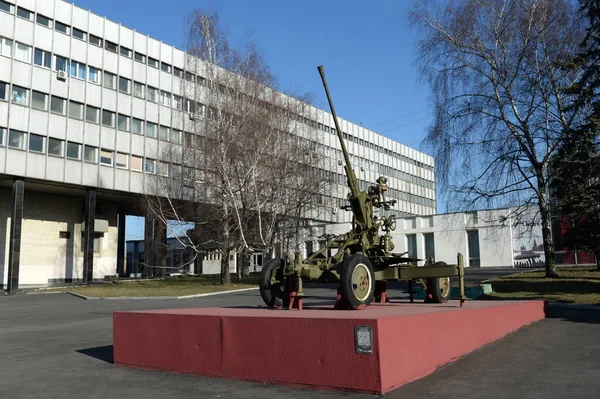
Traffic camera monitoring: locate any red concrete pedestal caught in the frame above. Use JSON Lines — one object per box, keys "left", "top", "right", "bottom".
{"left": 113, "top": 300, "right": 547, "bottom": 394}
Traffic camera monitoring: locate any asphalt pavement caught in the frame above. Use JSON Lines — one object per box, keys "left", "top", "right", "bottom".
{"left": 0, "top": 268, "right": 598, "bottom": 399}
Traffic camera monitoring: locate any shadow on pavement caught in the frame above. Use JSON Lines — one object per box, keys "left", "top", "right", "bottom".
{"left": 77, "top": 345, "right": 114, "bottom": 364}
{"left": 546, "top": 306, "right": 600, "bottom": 324}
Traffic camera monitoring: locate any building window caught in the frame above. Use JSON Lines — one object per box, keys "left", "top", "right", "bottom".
{"left": 118, "top": 77, "right": 131, "bottom": 94}
{"left": 424, "top": 233, "right": 435, "bottom": 260}
{"left": 72, "top": 28, "right": 86, "bottom": 41}
{"left": 0, "top": 81, "right": 6, "bottom": 101}
{"left": 406, "top": 234, "right": 417, "bottom": 266}
{"left": 84, "top": 145, "right": 98, "bottom": 163}
{"left": 185, "top": 98, "right": 196, "bottom": 114}
{"left": 66, "top": 141, "right": 81, "bottom": 160}
{"left": 174, "top": 67, "right": 184, "bottom": 78}
{"left": 88, "top": 66, "right": 99, "bottom": 84}
{"left": 55, "top": 21, "right": 70, "bottom": 35}
{"left": 0, "top": 1, "right": 14, "bottom": 14}
{"left": 89, "top": 34, "right": 102, "bottom": 47}
{"left": 100, "top": 149, "right": 113, "bottom": 166}
{"left": 120, "top": 46, "right": 132, "bottom": 58}
{"left": 184, "top": 132, "right": 194, "bottom": 147}
{"left": 131, "top": 155, "right": 142, "bottom": 171}
{"left": 36, "top": 14, "right": 52, "bottom": 28}
{"left": 160, "top": 62, "right": 172, "bottom": 73}
{"left": 15, "top": 42, "right": 32, "bottom": 63}
{"left": 467, "top": 230, "right": 480, "bottom": 267}
{"left": 133, "top": 81, "right": 145, "bottom": 98}
{"left": 103, "top": 71, "right": 116, "bottom": 90}
{"left": 29, "top": 133, "right": 45, "bottom": 153}
{"left": 116, "top": 153, "right": 128, "bottom": 169}
{"left": 50, "top": 96, "right": 66, "bottom": 115}
{"left": 146, "top": 86, "right": 157, "bottom": 102}
{"left": 69, "top": 101, "right": 84, "bottom": 120}
{"left": 117, "top": 114, "right": 130, "bottom": 131}
{"left": 102, "top": 110, "right": 115, "bottom": 127}
{"left": 86, "top": 105, "right": 99, "bottom": 124}
{"left": 11, "top": 86, "right": 29, "bottom": 106}
{"left": 134, "top": 52, "right": 145, "bottom": 63}
{"left": 132, "top": 118, "right": 144, "bottom": 135}
{"left": 160, "top": 91, "right": 171, "bottom": 107}
{"left": 171, "top": 129, "right": 182, "bottom": 145}
{"left": 0, "top": 36, "right": 12, "bottom": 57}
{"left": 0, "top": 126, "right": 5, "bottom": 146}
{"left": 70, "top": 60, "right": 87, "bottom": 79}
{"left": 148, "top": 57, "right": 159, "bottom": 68}
{"left": 55, "top": 55, "right": 69, "bottom": 72}
{"left": 16, "top": 7, "right": 33, "bottom": 21}
{"left": 173, "top": 95, "right": 183, "bottom": 110}
{"left": 48, "top": 138, "right": 64, "bottom": 157}
{"left": 105, "top": 40, "right": 118, "bottom": 53}
{"left": 159, "top": 125, "right": 169, "bottom": 141}
{"left": 157, "top": 161, "right": 169, "bottom": 176}
{"left": 8, "top": 130, "right": 26, "bottom": 149}
{"left": 34, "top": 48, "right": 52, "bottom": 68}
{"left": 31, "top": 91, "right": 48, "bottom": 110}
{"left": 144, "top": 158, "right": 156, "bottom": 174}
{"left": 146, "top": 122, "right": 157, "bottom": 138}
{"left": 185, "top": 72, "right": 195, "bottom": 82}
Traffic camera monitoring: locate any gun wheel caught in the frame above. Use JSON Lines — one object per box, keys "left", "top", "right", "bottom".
{"left": 259, "top": 258, "right": 289, "bottom": 309}
{"left": 339, "top": 254, "right": 375, "bottom": 309}
{"left": 426, "top": 262, "right": 451, "bottom": 303}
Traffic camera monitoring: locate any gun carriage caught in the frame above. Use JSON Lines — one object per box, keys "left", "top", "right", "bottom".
{"left": 259, "top": 66, "right": 466, "bottom": 310}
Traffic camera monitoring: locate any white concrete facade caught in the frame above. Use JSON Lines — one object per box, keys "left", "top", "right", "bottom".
{"left": 320, "top": 208, "right": 543, "bottom": 268}
{"left": 0, "top": 0, "right": 438, "bottom": 286}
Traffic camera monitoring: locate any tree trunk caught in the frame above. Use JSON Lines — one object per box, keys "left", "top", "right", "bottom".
{"left": 220, "top": 203, "right": 231, "bottom": 285}
{"left": 595, "top": 251, "right": 600, "bottom": 271}
{"left": 241, "top": 247, "right": 250, "bottom": 277}
{"left": 539, "top": 192, "right": 559, "bottom": 278}
{"left": 220, "top": 250, "right": 231, "bottom": 285}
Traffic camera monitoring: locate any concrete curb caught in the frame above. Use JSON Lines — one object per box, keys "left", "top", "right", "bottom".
{"left": 65, "top": 286, "right": 259, "bottom": 300}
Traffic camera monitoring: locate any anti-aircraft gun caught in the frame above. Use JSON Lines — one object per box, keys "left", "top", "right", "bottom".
{"left": 259, "top": 66, "right": 465, "bottom": 310}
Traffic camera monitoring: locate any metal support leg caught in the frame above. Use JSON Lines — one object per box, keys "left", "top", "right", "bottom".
{"left": 408, "top": 280, "right": 414, "bottom": 303}
{"left": 7, "top": 178, "right": 24, "bottom": 293}
{"left": 83, "top": 189, "right": 96, "bottom": 284}
{"left": 458, "top": 253, "right": 466, "bottom": 307}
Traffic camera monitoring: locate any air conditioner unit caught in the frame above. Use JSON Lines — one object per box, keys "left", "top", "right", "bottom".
{"left": 57, "top": 70, "right": 68, "bottom": 81}
{"left": 189, "top": 113, "right": 197, "bottom": 121}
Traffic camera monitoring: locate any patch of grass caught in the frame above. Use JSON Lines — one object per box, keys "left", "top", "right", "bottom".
{"left": 481, "top": 266, "right": 600, "bottom": 305}
{"left": 42, "top": 274, "right": 259, "bottom": 297}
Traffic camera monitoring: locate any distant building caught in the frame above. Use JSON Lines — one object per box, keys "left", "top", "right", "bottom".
{"left": 0, "top": 0, "right": 434, "bottom": 288}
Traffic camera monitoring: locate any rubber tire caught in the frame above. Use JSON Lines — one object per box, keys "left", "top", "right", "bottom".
{"left": 339, "top": 254, "right": 375, "bottom": 310}
{"left": 426, "top": 261, "right": 451, "bottom": 303}
{"left": 259, "top": 258, "right": 289, "bottom": 308}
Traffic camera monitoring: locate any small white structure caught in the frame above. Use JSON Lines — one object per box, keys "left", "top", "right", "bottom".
{"left": 318, "top": 208, "right": 544, "bottom": 268}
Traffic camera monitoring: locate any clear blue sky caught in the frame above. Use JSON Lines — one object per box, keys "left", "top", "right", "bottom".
{"left": 69, "top": 0, "right": 434, "bottom": 239}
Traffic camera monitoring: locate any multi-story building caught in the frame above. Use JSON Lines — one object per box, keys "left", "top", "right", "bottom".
{"left": 0, "top": 0, "right": 437, "bottom": 289}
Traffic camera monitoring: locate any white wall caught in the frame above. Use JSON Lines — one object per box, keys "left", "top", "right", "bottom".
{"left": 0, "top": 188, "right": 118, "bottom": 287}
{"left": 323, "top": 208, "right": 519, "bottom": 267}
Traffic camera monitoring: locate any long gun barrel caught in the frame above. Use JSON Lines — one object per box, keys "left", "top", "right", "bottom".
{"left": 317, "top": 65, "right": 361, "bottom": 198}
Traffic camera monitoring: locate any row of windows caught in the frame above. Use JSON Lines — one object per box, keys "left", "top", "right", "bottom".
{"left": 0, "top": 126, "right": 161, "bottom": 173}
{"left": 0, "top": 0, "right": 433, "bottom": 173}
{"left": 0, "top": 1, "right": 203, "bottom": 84}
{"left": 0, "top": 36, "right": 199, "bottom": 115}
{"left": 0, "top": 81, "right": 199, "bottom": 146}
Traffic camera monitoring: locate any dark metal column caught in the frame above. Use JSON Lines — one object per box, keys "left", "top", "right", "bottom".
{"left": 6, "top": 178, "right": 24, "bottom": 293}
{"left": 82, "top": 189, "right": 96, "bottom": 284}
{"left": 143, "top": 216, "right": 155, "bottom": 278}
{"left": 116, "top": 210, "right": 126, "bottom": 277}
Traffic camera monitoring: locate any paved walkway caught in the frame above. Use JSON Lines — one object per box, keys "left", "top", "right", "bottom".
{"left": 0, "top": 281, "right": 598, "bottom": 398}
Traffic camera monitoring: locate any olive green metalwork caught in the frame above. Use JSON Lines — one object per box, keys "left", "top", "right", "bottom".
{"left": 259, "top": 66, "right": 466, "bottom": 309}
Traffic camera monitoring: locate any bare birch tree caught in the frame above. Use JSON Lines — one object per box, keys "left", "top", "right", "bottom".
{"left": 410, "top": 0, "right": 586, "bottom": 277}
{"left": 144, "top": 10, "right": 329, "bottom": 284}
